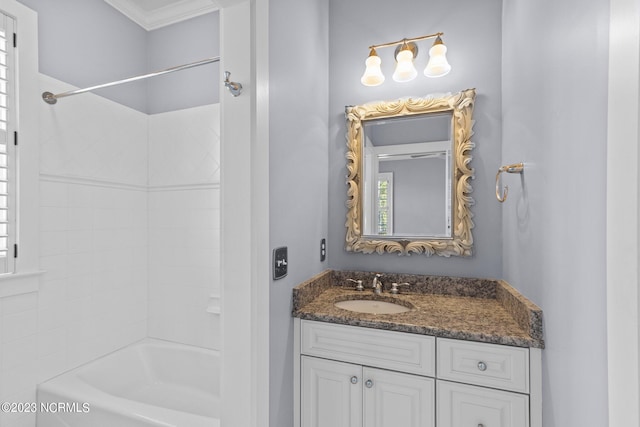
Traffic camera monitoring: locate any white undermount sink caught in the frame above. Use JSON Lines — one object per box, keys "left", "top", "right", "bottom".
{"left": 334, "top": 299, "right": 412, "bottom": 315}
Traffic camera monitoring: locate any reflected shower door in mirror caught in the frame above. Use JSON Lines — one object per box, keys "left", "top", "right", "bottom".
{"left": 345, "top": 89, "right": 476, "bottom": 257}
{"left": 362, "top": 113, "right": 452, "bottom": 238}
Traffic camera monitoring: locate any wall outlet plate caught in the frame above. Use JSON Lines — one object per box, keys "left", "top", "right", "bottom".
{"left": 273, "top": 246, "right": 288, "bottom": 280}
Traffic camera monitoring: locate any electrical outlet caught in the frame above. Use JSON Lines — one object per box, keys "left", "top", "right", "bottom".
{"left": 273, "top": 246, "right": 288, "bottom": 280}
{"left": 320, "top": 238, "right": 326, "bottom": 262}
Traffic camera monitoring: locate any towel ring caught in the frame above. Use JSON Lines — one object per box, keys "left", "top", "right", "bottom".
{"left": 496, "top": 162, "right": 524, "bottom": 203}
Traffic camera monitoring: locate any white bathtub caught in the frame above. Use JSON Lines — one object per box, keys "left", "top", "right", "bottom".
{"left": 37, "top": 339, "right": 220, "bottom": 427}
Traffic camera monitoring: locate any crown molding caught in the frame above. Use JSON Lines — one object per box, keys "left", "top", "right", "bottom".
{"left": 105, "top": 0, "right": 219, "bottom": 31}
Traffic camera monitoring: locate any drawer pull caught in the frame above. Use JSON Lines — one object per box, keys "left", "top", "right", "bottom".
{"left": 478, "top": 424, "right": 485, "bottom": 427}
{"left": 350, "top": 376, "right": 358, "bottom": 384}
{"left": 365, "top": 379, "right": 374, "bottom": 388}
{"left": 477, "top": 361, "right": 487, "bottom": 371}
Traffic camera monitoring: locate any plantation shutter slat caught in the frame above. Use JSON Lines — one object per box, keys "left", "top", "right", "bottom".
{"left": 0, "top": 12, "right": 16, "bottom": 274}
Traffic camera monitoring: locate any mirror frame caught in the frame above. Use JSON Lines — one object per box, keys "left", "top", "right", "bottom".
{"left": 344, "top": 88, "right": 476, "bottom": 257}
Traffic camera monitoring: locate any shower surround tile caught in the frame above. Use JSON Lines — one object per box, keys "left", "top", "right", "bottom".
{"left": 148, "top": 103, "right": 221, "bottom": 187}
{"left": 146, "top": 104, "right": 221, "bottom": 350}
{"left": 39, "top": 75, "right": 148, "bottom": 186}
{"left": 35, "top": 178, "right": 149, "bottom": 363}
{"left": 147, "top": 187, "right": 220, "bottom": 350}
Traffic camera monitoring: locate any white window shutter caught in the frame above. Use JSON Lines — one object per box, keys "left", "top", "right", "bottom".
{"left": 0, "top": 12, "right": 16, "bottom": 274}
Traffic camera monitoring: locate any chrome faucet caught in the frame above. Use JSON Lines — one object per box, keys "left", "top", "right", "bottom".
{"left": 372, "top": 273, "right": 383, "bottom": 295}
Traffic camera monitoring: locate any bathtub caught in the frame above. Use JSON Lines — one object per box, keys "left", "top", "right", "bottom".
{"left": 37, "top": 339, "right": 220, "bottom": 427}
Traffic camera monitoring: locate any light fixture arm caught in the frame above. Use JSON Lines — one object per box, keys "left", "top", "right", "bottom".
{"left": 368, "top": 32, "right": 443, "bottom": 51}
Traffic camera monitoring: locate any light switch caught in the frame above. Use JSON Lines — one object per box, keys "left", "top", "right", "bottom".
{"left": 273, "top": 246, "right": 288, "bottom": 280}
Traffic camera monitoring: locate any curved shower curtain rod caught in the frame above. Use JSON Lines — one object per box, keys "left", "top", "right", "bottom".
{"left": 41, "top": 56, "right": 243, "bottom": 104}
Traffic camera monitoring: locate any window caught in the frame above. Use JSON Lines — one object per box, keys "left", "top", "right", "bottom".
{"left": 0, "top": 1, "right": 39, "bottom": 296}
{"left": 376, "top": 172, "right": 393, "bottom": 235}
{"left": 0, "top": 12, "right": 15, "bottom": 275}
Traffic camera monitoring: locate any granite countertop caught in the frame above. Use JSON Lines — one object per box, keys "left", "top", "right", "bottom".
{"left": 292, "top": 270, "right": 544, "bottom": 349}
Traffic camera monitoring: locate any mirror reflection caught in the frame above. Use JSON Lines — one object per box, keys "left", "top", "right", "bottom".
{"left": 362, "top": 113, "right": 452, "bottom": 238}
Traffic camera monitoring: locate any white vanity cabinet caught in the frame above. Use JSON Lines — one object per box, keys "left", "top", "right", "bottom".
{"left": 302, "top": 356, "right": 435, "bottom": 427}
{"left": 299, "top": 320, "right": 435, "bottom": 427}
{"left": 294, "top": 319, "right": 542, "bottom": 427}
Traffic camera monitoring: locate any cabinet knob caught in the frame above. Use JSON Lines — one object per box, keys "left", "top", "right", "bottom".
{"left": 350, "top": 376, "right": 358, "bottom": 384}
{"left": 477, "top": 361, "right": 487, "bottom": 371}
{"left": 365, "top": 379, "right": 374, "bottom": 388}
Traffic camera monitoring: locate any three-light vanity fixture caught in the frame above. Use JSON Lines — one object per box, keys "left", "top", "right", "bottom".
{"left": 361, "top": 32, "right": 451, "bottom": 86}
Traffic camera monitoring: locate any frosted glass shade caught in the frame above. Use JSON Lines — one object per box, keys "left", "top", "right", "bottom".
{"left": 424, "top": 43, "right": 451, "bottom": 78}
{"left": 360, "top": 54, "right": 385, "bottom": 86}
{"left": 392, "top": 49, "right": 417, "bottom": 82}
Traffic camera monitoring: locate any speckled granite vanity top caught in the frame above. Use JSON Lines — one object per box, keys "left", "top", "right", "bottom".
{"left": 292, "top": 270, "right": 544, "bottom": 348}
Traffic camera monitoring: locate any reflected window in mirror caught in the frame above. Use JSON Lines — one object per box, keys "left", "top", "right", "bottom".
{"left": 375, "top": 172, "right": 393, "bottom": 235}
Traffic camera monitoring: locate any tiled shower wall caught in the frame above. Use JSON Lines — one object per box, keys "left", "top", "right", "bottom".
{"left": 147, "top": 188, "right": 220, "bottom": 348}
{"left": 147, "top": 104, "right": 221, "bottom": 349}
{"left": 38, "top": 75, "right": 150, "bottom": 371}
{"left": 0, "top": 75, "right": 220, "bottom": 426}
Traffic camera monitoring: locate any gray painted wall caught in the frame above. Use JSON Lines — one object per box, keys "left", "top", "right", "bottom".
{"left": 501, "top": 1, "right": 609, "bottom": 426}
{"left": 18, "top": 0, "right": 148, "bottom": 111}
{"left": 328, "top": 0, "right": 503, "bottom": 277}
{"left": 268, "top": 0, "right": 329, "bottom": 426}
{"left": 368, "top": 113, "right": 451, "bottom": 145}
{"left": 17, "top": 0, "right": 219, "bottom": 113}
{"left": 146, "top": 12, "right": 219, "bottom": 114}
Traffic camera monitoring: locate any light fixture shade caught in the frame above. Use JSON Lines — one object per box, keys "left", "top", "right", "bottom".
{"left": 392, "top": 48, "right": 418, "bottom": 83}
{"left": 424, "top": 38, "right": 451, "bottom": 78}
{"left": 360, "top": 50, "right": 385, "bottom": 86}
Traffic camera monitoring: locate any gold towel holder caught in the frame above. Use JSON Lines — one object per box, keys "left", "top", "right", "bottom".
{"left": 496, "top": 162, "right": 524, "bottom": 203}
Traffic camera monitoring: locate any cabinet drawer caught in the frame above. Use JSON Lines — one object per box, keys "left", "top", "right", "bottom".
{"left": 437, "top": 380, "right": 529, "bottom": 427}
{"left": 301, "top": 320, "right": 435, "bottom": 376}
{"left": 437, "top": 338, "right": 529, "bottom": 393}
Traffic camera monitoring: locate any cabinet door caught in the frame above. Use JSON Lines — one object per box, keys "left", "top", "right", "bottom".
{"left": 363, "top": 367, "right": 435, "bottom": 427}
{"left": 301, "top": 356, "right": 363, "bottom": 427}
{"left": 437, "top": 380, "right": 529, "bottom": 427}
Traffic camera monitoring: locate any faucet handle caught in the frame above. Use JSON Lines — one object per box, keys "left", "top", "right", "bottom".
{"left": 390, "top": 282, "right": 411, "bottom": 294}
{"left": 347, "top": 278, "right": 365, "bottom": 291}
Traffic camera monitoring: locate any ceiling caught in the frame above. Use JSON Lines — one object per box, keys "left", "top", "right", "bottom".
{"left": 104, "top": 0, "right": 219, "bottom": 31}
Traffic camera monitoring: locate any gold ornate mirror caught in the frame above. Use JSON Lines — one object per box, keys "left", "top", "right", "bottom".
{"left": 345, "top": 88, "right": 476, "bottom": 256}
